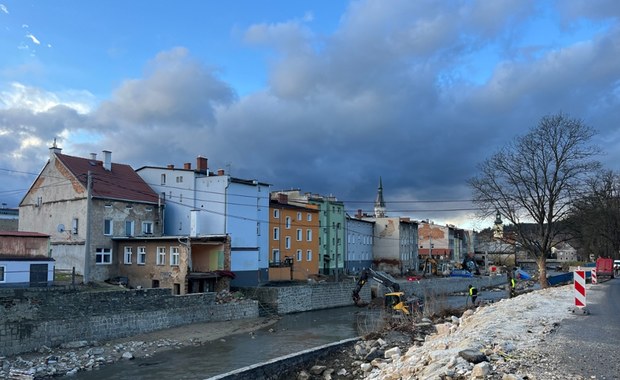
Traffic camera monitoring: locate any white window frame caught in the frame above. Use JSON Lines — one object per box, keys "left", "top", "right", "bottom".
{"left": 95, "top": 248, "right": 112, "bottom": 264}
{"left": 297, "top": 212, "right": 302, "bottom": 221}
{"left": 296, "top": 249, "right": 302, "bottom": 262}
{"left": 285, "top": 216, "right": 291, "bottom": 229}
{"left": 142, "top": 221, "right": 153, "bottom": 234}
{"left": 124, "top": 247, "right": 133, "bottom": 264}
{"left": 138, "top": 246, "right": 146, "bottom": 265}
{"left": 104, "top": 219, "right": 113, "bottom": 236}
{"left": 285, "top": 236, "right": 291, "bottom": 249}
{"left": 272, "top": 249, "right": 280, "bottom": 263}
{"left": 170, "top": 246, "right": 180, "bottom": 266}
{"left": 307, "top": 213, "right": 312, "bottom": 222}
{"left": 306, "top": 250, "right": 312, "bottom": 261}
{"left": 72, "top": 218, "right": 79, "bottom": 234}
{"left": 273, "top": 209, "right": 279, "bottom": 218}
{"left": 125, "top": 220, "right": 134, "bottom": 237}
{"left": 306, "top": 229, "right": 312, "bottom": 241}
{"left": 296, "top": 229, "right": 302, "bottom": 241}
{"left": 156, "top": 246, "right": 166, "bottom": 265}
{"left": 161, "top": 173, "right": 166, "bottom": 185}
{"left": 273, "top": 227, "right": 279, "bottom": 240}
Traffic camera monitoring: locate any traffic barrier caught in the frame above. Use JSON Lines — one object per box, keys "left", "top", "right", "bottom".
{"left": 574, "top": 270, "right": 586, "bottom": 308}
{"left": 591, "top": 268, "right": 597, "bottom": 284}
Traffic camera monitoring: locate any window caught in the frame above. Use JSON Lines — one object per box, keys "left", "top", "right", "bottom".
{"left": 285, "top": 216, "right": 291, "bottom": 229}
{"left": 179, "top": 193, "right": 183, "bottom": 202}
{"left": 296, "top": 229, "right": 302, "bottom": 241}
{"left": 125, "top": 221, "right": 134, "bottom": 236}
{"left": 104, "top": 219, "right": 112, "bottom": 235}
{"left": 307, "top": 213, "right": 312, "bottom": 222}
{"left": 170, "top": 247, "right": 180, "bottom": 266}
{"left": 0, "top": 265, "right": 5, "bottom": 282}
{"left": 161, "top": 174, "right": 166, "bottom": 185}
{"left": 306, "top": 250, "right": 312, "bottom": 262}
{"left": 272, "top": 249, "right": 280, "bottom": 263}
{"left": 95, "top": 248, "right": 112, "bottom": 264}
{"left": 285, "top": 236, "right": 291, "bottom": 249}
{"left": 273, "top": 209, "right": 279, "bottom": 218}
{"left": 157, "top": 247, "right": 166, "bottom": 265}
{"left": 72, "top": 218, "right": 79, "bottom": 234}
{"left": 297, "top": 212, "right": 302, "bottom": 221}
{"left": 138, "top": 247, "right": 146, "bottom": 264}
{"left": 296, "top": 250, "right": 302, "bottom": 262}
{"left": 176, "top": 176, "right": 183, "bottom": 183}
{"left": 124, "top": 247, "right": 133, "bottom": 264}
{"left": 306, "top": 229, "right": 312, "bottom": 241}
{"left": 142, "top": 221, "right": 153, "bottom": 234}
{"left": 273, "top": 227, "right": 279, "bottom": 240}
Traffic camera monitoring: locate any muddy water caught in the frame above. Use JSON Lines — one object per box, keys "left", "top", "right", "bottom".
{"left": 64, "top": 306, "right": 363, "bottom": 380}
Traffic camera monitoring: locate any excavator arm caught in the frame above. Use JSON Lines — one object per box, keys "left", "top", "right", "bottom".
{"left": 352, "top": 268, "right": 400, "bottom": 306}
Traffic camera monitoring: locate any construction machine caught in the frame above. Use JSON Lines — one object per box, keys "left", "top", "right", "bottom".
{"left": 352, "top": 268, "right": 421, "bottom": 315}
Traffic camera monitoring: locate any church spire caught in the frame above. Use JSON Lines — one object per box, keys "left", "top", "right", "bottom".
{"left": 374, "top": 177, "right": 386, "bottom": 217}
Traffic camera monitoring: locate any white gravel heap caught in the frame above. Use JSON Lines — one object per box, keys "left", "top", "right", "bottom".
{"left": 365, "top": 285, "right": 575, "bottom": 379}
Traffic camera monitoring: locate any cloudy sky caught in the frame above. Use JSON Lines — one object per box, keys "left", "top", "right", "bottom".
{"left": 1, "top": 0, "right": 619, "bottom": 231}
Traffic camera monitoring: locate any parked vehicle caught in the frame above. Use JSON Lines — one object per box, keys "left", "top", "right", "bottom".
{"left": 595, "top": 258, "right": 614, "bottom": 280}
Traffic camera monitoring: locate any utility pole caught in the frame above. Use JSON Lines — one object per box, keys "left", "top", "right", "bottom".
{"left": 84, "top": 171, "right": 92, "bottom": 284}
{"left": 335, "top": 222, "right": 340, "bottom": 282}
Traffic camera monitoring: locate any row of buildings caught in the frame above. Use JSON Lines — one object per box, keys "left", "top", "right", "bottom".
{"left": 3, "top": 145, "right": 477, "bottom": 293}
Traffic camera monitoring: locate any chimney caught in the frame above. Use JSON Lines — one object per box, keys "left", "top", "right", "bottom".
{"left": 356, "top": 209, "right": 363, "bottom": 219}
{"left": 49, "top": 139, "right": 62, "bottom": 159}
{"left": 167, "top": 164, "right": 175, "bottom": 169}
{"left": 278, "top": 193, "right": 289, "bottom": 204}
{"left": 217, "top": 169, "right": 225, "bottom": 176}
{"left": 183, "top": 162, "right": 191, "bottom": 170}
{"left": 196, "top": 156, "right": 208, "bottom": 174}
{"left": 90, "top": 153, "right": 97, "bottom": 160}
{"left": 103, "top": 150, "right": 112, "bottom": 171}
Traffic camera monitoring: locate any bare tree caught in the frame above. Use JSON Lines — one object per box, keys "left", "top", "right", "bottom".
{"left": 469, "top": 114, "right": 600, "bottom": 288}
{"left": 568, "top": 170, "right": 620, "bottom": 259}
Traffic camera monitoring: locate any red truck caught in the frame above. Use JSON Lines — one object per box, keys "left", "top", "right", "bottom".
{"left": 595, "top": 258, "right": 615, "bottom": 280}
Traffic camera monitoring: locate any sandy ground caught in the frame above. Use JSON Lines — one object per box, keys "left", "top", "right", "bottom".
{"left": 105, "top": 316, "right": 281, "bottom": 352}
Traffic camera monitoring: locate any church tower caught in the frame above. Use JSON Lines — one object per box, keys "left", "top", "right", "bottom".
{"left": 374, "top": 177, "right": 386, "bottom": 218}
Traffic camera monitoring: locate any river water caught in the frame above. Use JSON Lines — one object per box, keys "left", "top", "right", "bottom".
{"left": 64, "top": 306, "right": 363, "bottom": 380}
{"left": 62, "top": 289, "right": 510, "bottom": 380}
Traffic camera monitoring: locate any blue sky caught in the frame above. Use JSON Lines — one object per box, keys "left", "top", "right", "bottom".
{"left": 1, "top": 0, "right": 619, "bottom": 230}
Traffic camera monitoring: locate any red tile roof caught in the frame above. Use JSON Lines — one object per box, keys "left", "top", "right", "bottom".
{"left": 56, "top": 153, "right": 159, "bottom": 204}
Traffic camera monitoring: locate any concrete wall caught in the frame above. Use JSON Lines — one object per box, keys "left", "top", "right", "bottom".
{"left": 208, "top": 338, "right": 359, "bottom": 380}
{"left": 0, "top": 288, "right": 258, "bottom": 356}
{"left": 400, "top": 274, "right": 508, "bottom": 298}
{"left": 242, "top": 282, "right": 372, "bottom": 314}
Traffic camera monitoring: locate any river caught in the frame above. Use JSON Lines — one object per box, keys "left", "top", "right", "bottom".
{"left": 62, "top": 289, "right": 510, "bottom": 380}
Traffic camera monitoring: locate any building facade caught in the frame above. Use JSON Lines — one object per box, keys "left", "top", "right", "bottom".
{"left": 345, "top": 215, "right": 374, "bottom": 274}
{"left": 19, "top": 146, "right": 161, "bottom": 282}
{"left": 136, "top": 157, "right": 270, "bottom": 287}
{"left": 0, "top": 231, "right": 53, "bottom": 287}
{"left": 268, "top": 194, "right": 320, "bottom": 281}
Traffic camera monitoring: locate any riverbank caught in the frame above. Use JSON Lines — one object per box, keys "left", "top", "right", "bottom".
{"left": 0, "top": 316, "right": 280, "bottom": 379}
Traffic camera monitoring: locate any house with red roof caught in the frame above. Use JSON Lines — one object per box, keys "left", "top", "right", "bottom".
{"left": 18, "top": 144, "right": 163, "bottom": 283}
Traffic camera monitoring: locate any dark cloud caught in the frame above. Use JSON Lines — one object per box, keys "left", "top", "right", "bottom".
{"left": 1, "top": 1, "right": 619, "bottom": 230}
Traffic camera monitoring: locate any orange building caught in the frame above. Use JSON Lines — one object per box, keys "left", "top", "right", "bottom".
{"left": 268, "top": 194, "right": 320, "bottom": 281}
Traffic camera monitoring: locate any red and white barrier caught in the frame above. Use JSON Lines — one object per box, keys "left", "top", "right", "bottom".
{"left": 574, "top": 270, "right": 586, "bottom": 308}
{"left": 591, "top": 268, "right": 597, "bottom": 284}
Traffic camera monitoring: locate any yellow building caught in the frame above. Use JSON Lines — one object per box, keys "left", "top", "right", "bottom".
{"left": 268, "top": 194, "right": 319, "bottom": 281}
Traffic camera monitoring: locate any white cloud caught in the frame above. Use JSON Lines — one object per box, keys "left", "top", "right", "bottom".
{"left": 25, "top": 33, "right": 40, "bottom": 45}
{"left": 0, "top": 4, "right": 8, "bottom": 14}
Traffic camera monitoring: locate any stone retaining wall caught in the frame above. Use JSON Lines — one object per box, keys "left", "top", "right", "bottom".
{"left": 0, "top": 288, "right": 258, "bottom": 357}
{"left": 241, "top": 282, "right": 372, "bottom": 314}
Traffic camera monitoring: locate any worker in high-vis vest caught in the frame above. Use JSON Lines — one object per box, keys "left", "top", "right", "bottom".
{"left": 510, "top": 276, "right": 516, "bottom": 298}
{"left": 468, "top": 284, "right": 478, "bottom": 306}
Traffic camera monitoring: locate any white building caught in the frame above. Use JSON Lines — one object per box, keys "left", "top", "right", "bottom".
{"left": 136, "top": 157, "right": 270, "bottom": 286}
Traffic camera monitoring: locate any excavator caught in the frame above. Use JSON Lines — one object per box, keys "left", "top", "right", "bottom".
{"left": 352, "top": 268, "right": 421, "bottom": 316}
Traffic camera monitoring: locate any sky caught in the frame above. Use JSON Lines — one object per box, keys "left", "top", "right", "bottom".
{"left": 1, "top": 0, "right": 619, "bottom": 231}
